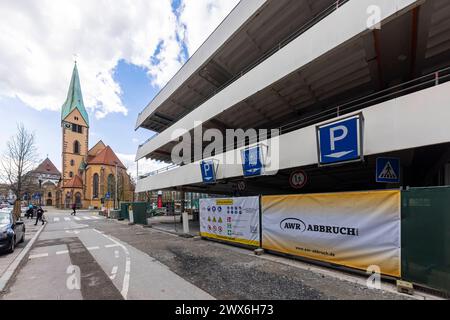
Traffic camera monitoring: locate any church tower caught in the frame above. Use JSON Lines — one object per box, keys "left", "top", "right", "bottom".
{"left": 61, "top": 63, "right": 89, "bottom": 186}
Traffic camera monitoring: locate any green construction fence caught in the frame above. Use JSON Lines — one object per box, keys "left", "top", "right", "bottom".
{"left": 120, "top": 202, "right": 152, "bottom": 225}
{"left": 401, "top": 186, "right": 450, "bottom": 295}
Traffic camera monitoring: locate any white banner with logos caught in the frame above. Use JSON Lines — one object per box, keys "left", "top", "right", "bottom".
{"left": 262, "top": 190, "right": 401, "bottom": 277}
{"left": 200, "top": 197, "right": 260, "bottom": 247}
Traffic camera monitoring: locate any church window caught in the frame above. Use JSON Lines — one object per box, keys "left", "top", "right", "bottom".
{"left": 48, "top": 192, "right": 52, "bottom": 198}
{"left": 107, "top": 174, "right": 115, "bottom": 198}
{"left": 72, "top": 124, "right": 83, "bottom": 134}
{"left": 70, "top": 160, "right": 75, "bottom": 166}
{"left": 69, "top": 172, "right": 74, "bottom": 178}
{"left": 74, "top": 141, "right": 80, "bottom": 154}
{"left": 93, "top": 174, "right": 99, "bottom": 199}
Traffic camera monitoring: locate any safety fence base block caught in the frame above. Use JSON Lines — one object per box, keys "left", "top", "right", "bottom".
{"left": 254, "top": 248, "right": 265, "bottom": 256}
{"left": 397, "top": 280, "right": 415, "bottom": 295}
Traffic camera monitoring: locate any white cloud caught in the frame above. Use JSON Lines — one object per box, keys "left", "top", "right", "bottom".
{"left": 0, "top": 0, "right": 239, "bottom": 120}
{"left": 0, "top": 0, "right": 182, "bottom": 119}
{"left": 179, "top": 0, "right": 240, "bottom": 55}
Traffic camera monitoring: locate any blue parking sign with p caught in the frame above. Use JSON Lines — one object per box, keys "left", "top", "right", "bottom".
{"left": 242, "top": 146, "right": 263, "bottom": 177}
{"left": 201, "top": 160, "right": 216, "bottom": 184}
{"left": 317, "top": 114, "right": 363, "bottom": 166}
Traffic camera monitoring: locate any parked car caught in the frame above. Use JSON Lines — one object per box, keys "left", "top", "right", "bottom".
{"left": 0, "top": 210, "right": 25, "bottom": 254}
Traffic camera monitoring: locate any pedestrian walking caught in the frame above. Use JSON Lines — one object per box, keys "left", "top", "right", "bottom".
{"left": 35, "top": 206, "right": 45, "bottom": 226}
{"left": 25, "top": 204, "right": 34, "bottom": 219}
{"left": 71, "top": 203, "right": 77, "bottom": 216}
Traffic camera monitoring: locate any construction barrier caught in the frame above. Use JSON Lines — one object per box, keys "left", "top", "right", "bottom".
{"left": 120, "top": 202, "right": 150, "bottom": 225}
{"left": 261, "top": 190, "right": 401, "bottom": 277}
{"left": 196, "top": 187, "right": 449, "bottom": 294}
{"left": 200, "top": 196, "right": 260, "bottom": 247}
{"left": 401, "top": 187, "right": 450, "bottom": 294}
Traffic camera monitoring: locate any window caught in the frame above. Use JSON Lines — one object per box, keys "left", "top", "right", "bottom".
{"left": 107, "top": 174, "right": 115, "bottom": 198}
{"left": 48, "top": 192, "right": 52, "bottom": 198}
{"left": 72, "top": 124, "right": 83, "bottom": 134}
{"left": 93, "top": 174, "right": 99, "bottom": 199}
{"left": 69, "top": 172, "right": 73, "bottom": 178}
{"left": 70, "top": 160, "right": 75, "bottom": 166}
{"left": 74, "top": 141, "right": 80, "bottom": 154}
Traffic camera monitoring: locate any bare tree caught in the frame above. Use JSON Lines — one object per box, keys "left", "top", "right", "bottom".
{"left": 0, "top": 124, "right": 38, "bottom": 219}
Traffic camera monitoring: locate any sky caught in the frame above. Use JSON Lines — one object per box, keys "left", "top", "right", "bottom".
{"left": 0, "top": 0, "right": 240, "bottom": 178}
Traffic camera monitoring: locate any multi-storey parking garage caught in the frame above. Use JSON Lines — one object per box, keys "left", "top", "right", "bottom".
{"left": 134, "top": 0, "right": 450, "bottom": 294}
{"left": 135, "top": 0, "right": 450, "bottom": 196}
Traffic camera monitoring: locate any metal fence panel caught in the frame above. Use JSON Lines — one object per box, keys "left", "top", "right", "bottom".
{"left": 402, "top": 187, "right": 450, "bottom": 294}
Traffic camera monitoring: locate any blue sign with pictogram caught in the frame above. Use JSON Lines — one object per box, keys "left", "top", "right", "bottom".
{"left": 241, "top": 146, "right": 264, "bottom": 177}
{"left": 317, "top": 114, "right": 364, "bottom": 166}
{"left": 376, "top": 158, "right": 400, "bottom": 183}
{"left": 105, "top": 192, "right": 111, "bottom": 200}
{"left": 200, "top": 160, "right": 217, "bottom": 184}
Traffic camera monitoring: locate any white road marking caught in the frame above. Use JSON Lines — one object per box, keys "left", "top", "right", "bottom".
{"left": 65, "top": 230, "right": 80, "bottom": 235}
{"left": 82, "top": 216, "right": 91, "bottom": 220}
{"left": 114, "top": 250, "right": 120, "bottom": 258}
{"left": 92, "top": 216, "right": 101, "bottom": 220}
{"left": 87, "top": 246, "right": 100, "bottom": 251}
{"left": 54, "top": 217, "right": 60, "bottom": 222}
{"left": 29, "top": 253, "right": 49, "bottom": 260}
{"left": 105, "top": 244, "right": 120, "bottom": 248}
{"left": 93, "top": 228, "right": 131, "bottom": 300}
{"left": 74, "top": 217, "right": 81, "bottom": 221}
{"left": 56, "top": 250, "right": 69, "bottom": 255}
{"left": 64, "top": 217, "right": 71, "bottom": 221}
{"left": 110, "top": 266, "right": 118, "bottom": 280}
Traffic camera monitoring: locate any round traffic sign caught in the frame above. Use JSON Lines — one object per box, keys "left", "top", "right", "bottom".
{"left": 290, "top": 170, "right": 308, "bottom": 189}
{"left": 237, "top": 180, "right": 247, "bottom": 192}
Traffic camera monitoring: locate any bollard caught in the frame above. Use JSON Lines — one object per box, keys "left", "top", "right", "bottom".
{"left": 182, "top": 211, "right": 189, "bottom": 234}
{"left": 129, "top": 206, "right": 135, "bottom": 225}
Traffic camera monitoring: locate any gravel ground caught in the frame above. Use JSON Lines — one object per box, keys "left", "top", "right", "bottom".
{"left": 88, "top": 220, "right": 411, "bottom": 300}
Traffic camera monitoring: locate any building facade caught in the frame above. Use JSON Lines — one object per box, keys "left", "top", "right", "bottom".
{"left": 56, "top": 64, "right": 135, "bottom": 209}
{"left": 134, "top": 0, "right": 450, "bottom": 196}
{"left": 28, "top": 158, "right": 61, "bottom": 206}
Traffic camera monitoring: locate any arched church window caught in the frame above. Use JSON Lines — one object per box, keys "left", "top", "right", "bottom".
{"left": 107, "top": 174, "right": 115, "bottom": 198}
{"left": 70, "top": 159, "right": 75, "bottom": 166}
{"left": 74, "top": 141, "right": 80, "bottom": 154}
{"left": 48, "top": 192, "right": 52, "bottom": 198}
{"left": 69, "top": 172, "right": 73, "bottom": 178}
{"left": 93, "top": 174, "right": 99, "bottom": 199}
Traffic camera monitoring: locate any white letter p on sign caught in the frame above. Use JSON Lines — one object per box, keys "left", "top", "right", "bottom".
{"left": 330, "top": 126, "right": 348, "bottom": 151}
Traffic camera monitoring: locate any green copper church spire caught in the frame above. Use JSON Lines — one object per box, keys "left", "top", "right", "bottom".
{"left": 61, "top": 63, "right": 89, "bottom": 127}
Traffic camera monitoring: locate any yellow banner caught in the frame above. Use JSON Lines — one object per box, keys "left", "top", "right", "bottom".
{"left": 262, "top": 190, "right": 401, "bottom": 277}
{"left": 200, "top": 232, "right": 260, "bottom": 247}
{"left": 216, "top": 199, "right": 233, "bottom": 206}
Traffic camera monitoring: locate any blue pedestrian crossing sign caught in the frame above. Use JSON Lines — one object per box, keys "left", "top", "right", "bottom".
{"left": 316, "top": 114, "right": 364, "bottom": 166}
{"left": 200, "top": 160, "right": 217, "bottom": 184}
{"left": 241, "top": 145, "right": 264, "bottom": 177}
{"left": 376, "top": 158, "right": 400, "bottom": 183}
{"left": 105, "top": 192, "right": 111, "bottom": 200}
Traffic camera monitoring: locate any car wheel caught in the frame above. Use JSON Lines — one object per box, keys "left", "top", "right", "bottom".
{"left": 8, "top": 237, "right": 15, "bottom": 253}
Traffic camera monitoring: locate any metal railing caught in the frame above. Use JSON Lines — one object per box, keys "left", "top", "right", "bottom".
{"left": 137, "top": 66, "right": 450, "bottom": 180}
{"left": 138, "top": 0, "right": 350, "bottom": 133}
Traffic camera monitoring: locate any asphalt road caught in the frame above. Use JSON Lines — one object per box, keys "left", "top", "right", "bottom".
{"left": 0, "top": 209, "right": 212, "bottom": 300}
{"left": 0, "top": 208, "right": 418, "bottom": 300}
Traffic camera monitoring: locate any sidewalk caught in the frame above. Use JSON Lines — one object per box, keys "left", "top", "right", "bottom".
{"left": 0, "top": 218, "right": 42, "bottom": 285}
{"left": 147, "top": 215, "right": 200, "bottom": 236}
